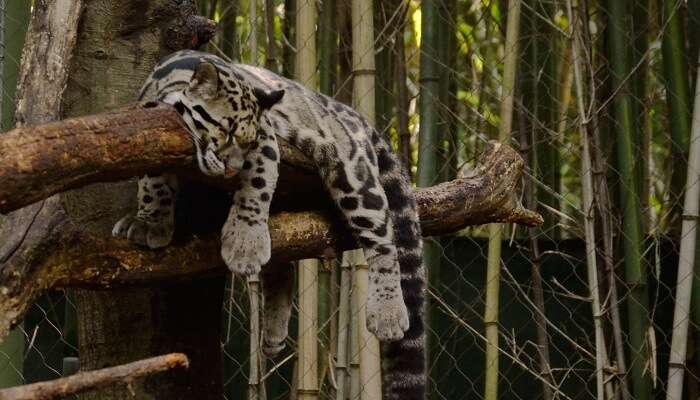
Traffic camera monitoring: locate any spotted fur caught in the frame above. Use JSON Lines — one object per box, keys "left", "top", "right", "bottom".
{"left": 113, "top": 50, "right": 426, "bottom": 399}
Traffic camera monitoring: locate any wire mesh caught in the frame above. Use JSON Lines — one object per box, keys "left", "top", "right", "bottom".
{"left": 2, "top": 0, "right": 700, "bottom": 399}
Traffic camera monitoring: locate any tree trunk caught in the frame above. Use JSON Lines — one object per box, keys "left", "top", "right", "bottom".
{"left": 41, "top": 1, "right": 220, "bottom": 399}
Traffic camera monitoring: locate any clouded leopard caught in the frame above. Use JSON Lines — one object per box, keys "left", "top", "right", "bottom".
{"left": 112, "top": 50, "right": 426, "bottom": 399}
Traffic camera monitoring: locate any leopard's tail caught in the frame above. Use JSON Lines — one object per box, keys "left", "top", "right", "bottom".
{"left": 373, "top": 131, "right": 427, "bottom": 400}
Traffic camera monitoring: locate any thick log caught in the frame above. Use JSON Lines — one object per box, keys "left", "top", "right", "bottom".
{"left": 0, "top": 104, "right": 538, "bottom": 228}
{"left": 0, "top": 353, "right": 189, "bottom": 400}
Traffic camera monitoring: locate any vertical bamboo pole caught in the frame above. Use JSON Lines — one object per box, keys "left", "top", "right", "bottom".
{"left": 665, "top": 50, "right": 700, "bottom": 400}
{"left": 282, "top": 0, "right": 296, "bottom": 78}
{"left": 347, "top": 250, "right": 381, "bottom": 399}
{"left": 318, "top": 3, "right": 336, "bottom": 392}
{"left": 483, "top": 2, "right": 521, "bottom": 400}
{"left": 221, "top": 0, "right": 237, "bottom": 59}
{"left": 248, "top": 276, "right": 265, "bottom": 400}
{"left": 295, "top": 0, "right": 316, "bottom": 88}
{"left": 394, "top": 1, "right": 411, "bottom": 170}
{"left": 519, "top": 3, "right": 555, "bottom": 393}
{"left": 318, "top": 259, "right": 332, "bottom": 394}
{"left": 349, "top": 262, "right": 361, "bottom": 400}
{"left": 296, "top": 2, "right": 318, "bottom": 399}
{"left": 605, "top": 1, "right": 653, "bottom": 398}
{"left": 335, "top": 259, "right": 352, "bottom": 400}
{"left": 416, "top": 1, "right": 442, "bottom": 395}
{"left": 247, "top": 6, "right": 266, "bottom": 397}
{"left": 298, "top": 259, "right": 320, "bottom": 400}
{"left": 319, "top": 0, "right": 336, "bottom": 96}
{"left": 566, "top": 0, "right": 608, "bottom": 397}
{"left": 351, "top": 0, "right": 381, "bottom": 396}
{"left": 660, "top": 0, "right": 692, "bottom": 225}
{"left": 250, "top": 0, "right": 258, "bottom": 64}
{"left": 264, "top": 0, "right": 277, "bottom": 70}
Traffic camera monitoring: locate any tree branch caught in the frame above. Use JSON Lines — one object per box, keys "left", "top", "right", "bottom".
{"left": 0, "top": 353, "right": 189, "bottom": 400}
{"left": 0, "top": 103, "right": 542, "bottom": 339}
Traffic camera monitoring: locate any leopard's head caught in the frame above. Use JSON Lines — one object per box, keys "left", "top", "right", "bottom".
{"left": 178, "top": 62, "right": 284, "bottom": 177}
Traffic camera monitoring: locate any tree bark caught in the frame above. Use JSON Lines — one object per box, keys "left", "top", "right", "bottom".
{"left": 0, "top": 1, "right": 219, "bottom": 399}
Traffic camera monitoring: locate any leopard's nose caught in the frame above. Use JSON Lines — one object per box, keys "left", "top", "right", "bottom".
{"left": 224, "top": 168, "right": 238, "bottom": 178}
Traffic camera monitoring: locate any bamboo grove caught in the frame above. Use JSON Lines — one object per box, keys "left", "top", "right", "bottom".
{"left": 3, "top": 0, "right": 700, "bottom": 399}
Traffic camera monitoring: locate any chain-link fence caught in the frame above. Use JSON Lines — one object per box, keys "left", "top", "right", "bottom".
{"left": 2, "top": 0, "right": 700, "bottom": 399}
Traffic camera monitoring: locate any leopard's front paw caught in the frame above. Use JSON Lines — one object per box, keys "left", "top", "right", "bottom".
{"left": 221, "top": 221, "right": 270, "bottom": 276}
{"left": 112, "top": 214, "right": 174, "bottom": 249}
{"left": 366, "top": 292, "right": 409, "bottom": 342}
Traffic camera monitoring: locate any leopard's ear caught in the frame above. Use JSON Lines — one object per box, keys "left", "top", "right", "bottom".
{"left": 189, "top": 62, "right": 220, "bottom": 99}
{"left": 253, "top": 88, "right": 285, "bottom": 110}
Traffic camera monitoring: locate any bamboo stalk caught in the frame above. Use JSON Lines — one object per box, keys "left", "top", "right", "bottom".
{"left": 318, "top": 0, "right": 336, "bottom": 96}
{"left": 605, "top": 0, "right": 653, "bottom": 398}
{"left": 335, "top": 260, "right": 352, "bottom": 400}
{"left": 329, "top": 260, "right": 339, "bottom": 397}
{"left": 250, "top": 0, "right": 258, "bottom": 64}
{"left": 394, "top": 1, "right": 411, "bottom": 170}
{"left": 660, "top": 0, "right": 691, "bottom": 223}
{"left": 282, "top": 0, "right": 295, "bottom": 78}
{"left": 247, "top": 9, "right": 266, "bottom": 398}
{"left": 298, "top": 259, "right": 320, "bottom": 400}
{"left": 665, "top": 49, "right": 700, "bottom": 400}
{"left": 484, "top": 2, "right": 521, "bottom": 399}
{"left": 295, "top": 0, "right": 316, "bottom": 88}
{"left": 417, "top": 1, "right": 444, "bottom": 395}
{"left": 350, "top": 0, "right": 381, "bottom": 396}
{"left": 577, "top": 3, "right": 632, "bottom": 397}
{"left": 517, "top": 75, "right": 555, "bottom": 400}
{"left": 220, "top": 0, "right": 237, "bottom": 59}
{"left": 348, "top": 258, "right": 361, "bottom": 400}
{"left": 347, "top": 250, "right": 381, "bottom": 399}
{"left": 248, "top": 275, "right": 265, "bottom": 400}
{"left": 264, "top": 0, "right": 277, "bottom": 70}
{"left": 318, "top": 259, "right": 333, "bottom": 394}
{"left": 566, "top": 0, "right": 608, "bottom": 397}
{"left": 295, "top": 1, "right": 319, "bottom": 396}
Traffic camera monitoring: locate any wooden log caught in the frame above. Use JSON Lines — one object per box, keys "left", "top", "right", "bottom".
{"left": 0, "top": 104, "right": 538, "bottom": 228}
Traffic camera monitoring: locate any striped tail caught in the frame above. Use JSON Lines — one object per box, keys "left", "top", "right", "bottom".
{"left": 373, "top": 131, "right": 427, "bottom": 400}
